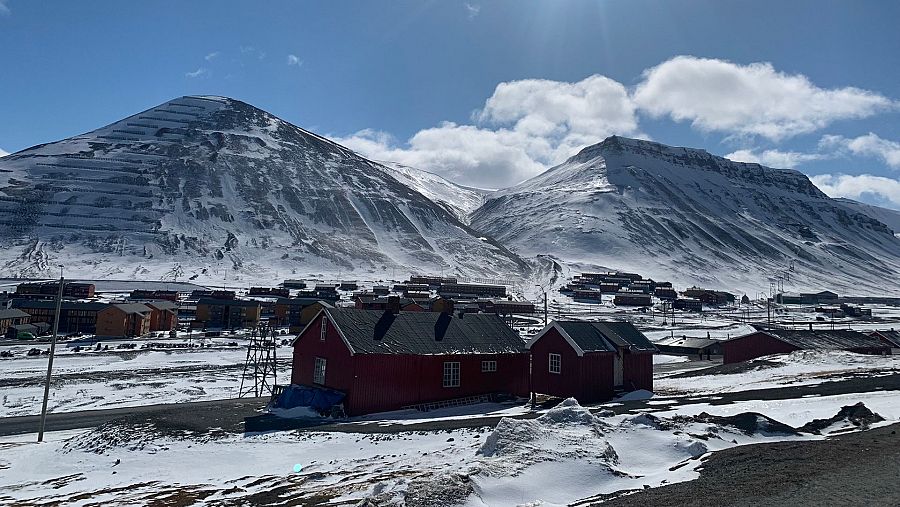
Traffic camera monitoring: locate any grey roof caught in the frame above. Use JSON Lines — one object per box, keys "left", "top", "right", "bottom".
{"left": 555, "top": 321, "right": 657, "bottom": 352}
{"left": 144, "top": 300, "right": 177, "bottom": 311}
{"left": 761, "top": 329, "right": 887, "bottom": 350}
{"left": 10, "top": 323, "right": 37, "bottom": 331}
{"left": 11, "top": 300, "right": 108, "bottom": 311}
{"left": 109, "top": 303, "right": 152, "bottom": 315}
{"left": 275, "top": 297, "right": 323, "bottom": 307}
{"left": 197, "top": 298, "right": 261, "bottom": 307}
{"left": 871, "top": 330, "right": 900, "bottom": 347}
{"left": 0, "top": 308, "right": 30, "bottom": 319}
{"left": 320, "top": 307, "right": 526, "bottom": 355}
{"left": 654, "top": 336, "right": 720, "bottom": 349}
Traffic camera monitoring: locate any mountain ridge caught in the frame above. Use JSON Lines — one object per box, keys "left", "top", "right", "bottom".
{"left": 0, "top": 96, "right": 526, "bottom": 284}
{"left": 471, "top": 135, "right": 900, "bottom": 294}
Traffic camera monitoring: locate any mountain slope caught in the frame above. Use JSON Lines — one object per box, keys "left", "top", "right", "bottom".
{"left": 374, "top": 161, "right": 488, "bottom": 223}
{"left": 0, "top": 96, "right": 526, "bottom": 283}
{"left": 834, "top": 198, "right": 900, "bottom": 235}
{"left": 470, "top": 136, "right": 900, "bottom": 294}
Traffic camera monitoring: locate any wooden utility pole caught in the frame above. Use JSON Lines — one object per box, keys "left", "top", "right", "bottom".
{"left": 38, "top": 275, "right": 64, "bottom": 442}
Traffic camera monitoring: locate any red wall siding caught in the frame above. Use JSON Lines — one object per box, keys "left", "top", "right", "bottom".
{"left": 529, "top": 328, "right": 615, "bottom": 403}
{"left": 722, "top": 332, "right": 800, "bottom": 364}
{"left": 578, "top": 352, "right": 615, "bottom": 402}
{"left": 349, "top": 353, "right": 528, "bottom": 415}
{"left": 291, "top": 314, "right": 355, "bottom": 393}
{"left": 622, "top": 352, "right": 653, "bottom": 391}
{"left": 291, "top": 313, "right": 529, "bottom": 415}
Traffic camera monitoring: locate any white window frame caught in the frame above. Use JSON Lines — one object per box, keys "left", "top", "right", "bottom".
{"left": 549, "top": 353, "right": 561, "bottom": 374}
{"left": 443, "top": 361, "right": 460, "bottom": 388}
{"left": 313, "top": 357, "right": 327, "bottom": 384}
{"left": 320, "top": 317, "right": 327, "bottom": 341}
{"left": 481, "top": 360, "right": 497, "bottom": 373}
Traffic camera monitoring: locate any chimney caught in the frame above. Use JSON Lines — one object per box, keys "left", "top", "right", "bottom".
{"left": 387, "top": 295, "right": 401, "bottom": 315}
{"left": 441, "top": 298, "right": 455, "bottom": 315}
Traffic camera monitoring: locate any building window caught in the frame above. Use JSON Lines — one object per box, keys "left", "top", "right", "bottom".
{"left": 443, "top": 362, "right": 460, "bottom": 387}
{"left": 481, "top": 360, "right": 497, "bottom": 372}
{"left": 313, "top": 357, "right": 327, "bottom": 384}
{"left": 320, "top": 318, "right": 327, "bottom": 341}
{"left": 549, "top": 353, "right": 561, "bottom": 374}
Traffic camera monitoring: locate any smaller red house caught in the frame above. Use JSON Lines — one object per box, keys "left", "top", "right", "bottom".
{"left": 722, "top": 329, "right": 892, "bottom": 364}
{"left": 527, "top": 320, "right": 657, "bottom": 404}
{"left": 291, "top": 307, "right": 529, "bottom": 415}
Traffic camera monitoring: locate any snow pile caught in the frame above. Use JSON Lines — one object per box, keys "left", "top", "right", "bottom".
{"left": 477, "top": 398, "right": 616, "bottom": 475}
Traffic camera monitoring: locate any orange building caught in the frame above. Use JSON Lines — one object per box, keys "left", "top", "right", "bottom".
{"left": 145, "top": 301, "right": 178, "bottom": 331}
{"left": 95, "top": 303, "right": 152, "bottom": 338}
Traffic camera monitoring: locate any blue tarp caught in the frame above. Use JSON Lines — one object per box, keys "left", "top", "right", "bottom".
{"left": 273, "top": 384, "right": 345, "bottom": 413}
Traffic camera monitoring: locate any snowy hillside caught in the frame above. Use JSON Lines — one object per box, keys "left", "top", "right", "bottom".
{"left": 375, "top": 161, "right": 488, "bottom": 223}
{"left": 0, "top": 96, "right": 526, "bottom": 283}
{"left": 471, "top": 136, "right": 900, "bottom": 294}
{"left": 835, "top": 198, "right": 900, "bottom": 236}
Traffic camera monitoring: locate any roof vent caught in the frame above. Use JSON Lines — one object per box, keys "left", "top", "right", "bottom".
{"left": 374, "top": 311, "right": 396, "bottom": 340}
{"left": 434, "top": 312, "right": 452, "bottom": 341}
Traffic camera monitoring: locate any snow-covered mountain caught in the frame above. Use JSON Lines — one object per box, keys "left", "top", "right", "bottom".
{"left": 0, "top": 96, "right": 526, "bottom": 283}
{"left": 374, "top": 161, "right": 488, "bottom": 223}
{"left": 834, "top": 198, "right": 900, "bottom": 235}
{"left": 470, "top": 136, "right": 900, "bottom": 294}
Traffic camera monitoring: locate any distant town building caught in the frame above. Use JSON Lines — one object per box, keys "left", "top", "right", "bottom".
{"left": 673, "top": 298, "right": 703, "bottom": 312}
{"left": 0, "top": 308, "right": 31, "bottom": 336}
{"left": 11, "top": 300, "right": 107, "bottom": 334}
{"left": 775, "top": 291, "right": 839, "bottom": 305}
{"left": 16, "top": 281, "right": 95, "bottom": 299}
{"left": 249, "top": 287, "right": 290, "bottom": 298}
{"left": 613, "top": 292, "right": 652, "bottom": 307}
{"left": 721, "top": 329, "right": 890, "bottom": 364}
{"left": 130, "top": 289, "right": 179, "bottom": 302}
{"left": 195, "top": 298, "right": 261, "bottom": 329}
{"left": 96, "top": 303, "right": 153, "bottom": 338}
{"left": 145, "top": 301, "right": 178, "bottom": 331}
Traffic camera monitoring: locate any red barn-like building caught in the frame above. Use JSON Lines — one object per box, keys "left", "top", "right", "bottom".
{"left": 291, "top": 307, "right": 529, "bottom": 415}
{"left": 527, "top": 321, "right": 657, "bottom": 403}
{"left": 722, "top": 329, "right": 892, "bottom": 364}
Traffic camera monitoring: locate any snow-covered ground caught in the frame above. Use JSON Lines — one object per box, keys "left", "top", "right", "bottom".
{"left": 0, "top": 339, "right": 285, "bottom": 417}
{"left": 2, "top": 389, "right": 898, "bottom": 506}
{"left": 656, "top": 350, "right": 900, "bottom": 395}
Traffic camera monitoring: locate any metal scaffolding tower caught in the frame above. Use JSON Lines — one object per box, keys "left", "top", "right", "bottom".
{"left": 238, "top": 323, "right": 278, "bottom": 398}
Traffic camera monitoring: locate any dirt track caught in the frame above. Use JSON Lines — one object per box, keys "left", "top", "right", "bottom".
{"left": 591, "top": 422, "right": 900, "bottom": 506}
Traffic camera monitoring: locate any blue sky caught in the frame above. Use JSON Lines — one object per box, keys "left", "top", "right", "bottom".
{"left": 1, "top": 1, "right": 899, "bottom": 205}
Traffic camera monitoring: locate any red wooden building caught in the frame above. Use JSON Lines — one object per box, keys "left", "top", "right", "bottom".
{"left": 527, "top": 320, "right": 657, "bottom": 403}
{"left": 722, "top": 329, "right": 892, "bottom": 364}
{"left": 291, "top": 307, "right": 529, "bottom": 415}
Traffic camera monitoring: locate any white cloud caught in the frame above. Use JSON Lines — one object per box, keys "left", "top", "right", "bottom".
{"left": 333, "top": 74, "right": 640, "bottom": 188}
{"left": 634, "top": 56, "right": 895, "bottom": 141}
{"left": 185, "top": 67, "right": 208, "bottom": 78}
{"left": 724, "top": 148, "right": 823, "bottom": 169}
{"left": 811, "top": 173, "right": 900, "bottom": 209}
{"left": 333, "top": 56, "right": 897, "bottom": 189}
{"left": 205, "top": 51, "right": 220, "bottom": 61}
{"left": 820, "top": 133, "right": 900, "bottom": 168}
{"left": 465, "top": 3, "right": 480, "bottom": 18}
{"left": 0, "top": 148, "right": 9, "bottom": 158}
{"left": 286, "top": 54, "right": 303, "bottom": 67}
{"left": 0, "top": 0, "right": 10, "bottom": 15}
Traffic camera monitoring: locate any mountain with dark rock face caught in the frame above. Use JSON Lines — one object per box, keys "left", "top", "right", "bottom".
{"left": 0, "top": 96, "right": 526, "bottom": 283}
{"left": 470, "top": 136, "right": 900, "bottom": 294}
